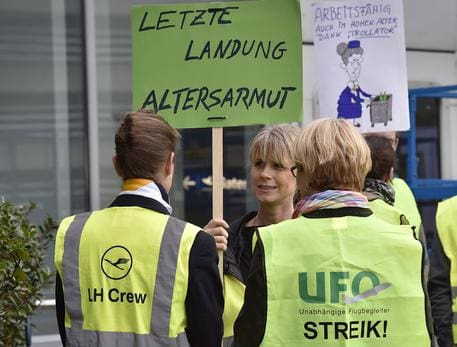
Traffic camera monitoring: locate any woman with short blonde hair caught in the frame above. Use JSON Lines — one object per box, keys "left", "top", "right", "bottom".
{"left": 205, "top": 123, "right": 299, "bottom": 345}
{"left": 207, "top": 123, "right": 300, "bottom": 278}
{"left": 294, "top": 118, "right": 371, "bottom": 196}
{"left": 249, "top": 124, "right": 299, "bottom": 170}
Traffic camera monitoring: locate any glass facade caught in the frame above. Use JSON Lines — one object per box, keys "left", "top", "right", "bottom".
{"left": 397, "top": 97, "right": 442, "bottom": 251}
{"left": 0, "top": 0, "right": 88, "bottom": 218}
{"left": 0, "top": 1, "right": 87, "bottom": 342}
{"left": 0, "top": 0, "right": 87, "bottom": 340}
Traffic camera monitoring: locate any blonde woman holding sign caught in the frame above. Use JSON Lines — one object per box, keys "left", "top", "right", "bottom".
{"left": 205, "top": 124, "right": 299, "bottom": 345}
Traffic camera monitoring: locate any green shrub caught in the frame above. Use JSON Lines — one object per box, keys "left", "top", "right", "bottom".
{"left": 0, "top": 201, "right": 56, "bottom": 346}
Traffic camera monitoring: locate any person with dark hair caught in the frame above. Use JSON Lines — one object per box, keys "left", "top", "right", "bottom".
{"left": 54, "top": 110, "right": 223, "bottom": 346}
{"left": 336, "top": 40, "right": 371, "bottom": 127}
{"left": 364, "top": 134, "right": 431, "bottom": 279}
{"left": 364, "top": 131, "right": 424, "bottom": 239}
{"left": 363, "top": 131, "right": 430, "bottom": 288}
{"left": 363, "top": 135, "right": 409, "bottom": 225}
{"left": 234, "top": 118, "right": 433, "bottom": 347}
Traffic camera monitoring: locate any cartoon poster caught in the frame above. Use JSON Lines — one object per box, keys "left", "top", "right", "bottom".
{"left": 312, "top": 0, "right": 409, "bottom": 132}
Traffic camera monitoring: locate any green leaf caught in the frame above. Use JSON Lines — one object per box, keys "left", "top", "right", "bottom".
{"left": 0, "top": 199, "right": 56, "bottom": 343}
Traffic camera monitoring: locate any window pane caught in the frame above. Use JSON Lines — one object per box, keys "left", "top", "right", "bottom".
{"left": 397, "top": 97, "right": 441, "bottom": 252}
{"left": 0, "top": 0, "right": 87, "bottom": 340}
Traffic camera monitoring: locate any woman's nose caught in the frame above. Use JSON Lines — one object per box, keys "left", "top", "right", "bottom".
{"left": 259, "top": 165, "right": 273, "bottom": 177}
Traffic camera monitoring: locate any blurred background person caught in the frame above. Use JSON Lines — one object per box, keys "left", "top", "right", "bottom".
{"left": 363, "top": 135, "right": 430, "bottom": 281}
{"left": 364, "top": 131, "right": 423, "bottom": 239}
{"left": 363, "top": 135, "right": 409, "bottom": 225}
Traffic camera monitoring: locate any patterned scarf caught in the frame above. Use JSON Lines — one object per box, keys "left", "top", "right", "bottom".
{"left": 363, "top": 178, "right": 395, "bottom": 206}
{"left": 292, "top": 190, "right": 369, "bottom": 218}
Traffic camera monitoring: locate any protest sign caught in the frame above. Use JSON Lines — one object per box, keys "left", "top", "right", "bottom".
{"left": 313, "top": 0, "right": 409, "bottom": 132}
{"left": 132, "top": 0, "right": 302, "bottom": 129}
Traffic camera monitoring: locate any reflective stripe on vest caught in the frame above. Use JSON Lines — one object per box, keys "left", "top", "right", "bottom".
{"left": 223, "top": 336, "right": 234, "bottom": 347}
{"left": 258, "top": 214, "right": 430, "bottom": 347}
{"left": 453, "top": 286, "right": 457, "bottom": 328}
{"left": 436, "top": 196, "right": 457, "bottom": 343}
{"left": 452, "top": 286, "right": 457, "bottom": 340}
{"left": 63, "top": 212, "right": 91, "bottom": 332}
{"left": 59, "top": 210, "right": 196, "bottom": 346}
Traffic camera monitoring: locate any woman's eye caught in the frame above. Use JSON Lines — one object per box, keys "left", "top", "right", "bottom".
{"left": 254, "top": 161, "right": 265, "bottom": 168}
{"left": 273, "top": 163, "right": 285, "bottom": 170}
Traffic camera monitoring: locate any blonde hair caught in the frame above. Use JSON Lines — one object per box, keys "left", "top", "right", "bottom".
{"left": 115, "top": 109, "right": 181, "bottom": 180}
{"left": 295, "top": 118, "right": 371, "bottom": 193}
{"left": 249, "top": 124, "right": 300, "bottom": 167}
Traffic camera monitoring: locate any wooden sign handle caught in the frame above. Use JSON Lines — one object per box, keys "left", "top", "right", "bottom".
{"left": 212, "top": 127, "right": 224, "bottom": 278}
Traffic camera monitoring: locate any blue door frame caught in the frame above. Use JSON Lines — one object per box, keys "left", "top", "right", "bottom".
{"left": 408, "top": 85, "right": 457, "bottom": 201}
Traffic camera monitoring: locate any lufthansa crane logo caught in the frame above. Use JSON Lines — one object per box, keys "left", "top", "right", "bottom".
{"left": 101, "top": 245, "right": 133, "bottom": 280}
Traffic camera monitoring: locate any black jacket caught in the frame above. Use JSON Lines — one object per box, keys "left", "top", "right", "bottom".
{"left": 428, "top": 232, "right": 454, "bottom": 347}
{"left": 223, "top": 211, "right": 258, "bottom": 283}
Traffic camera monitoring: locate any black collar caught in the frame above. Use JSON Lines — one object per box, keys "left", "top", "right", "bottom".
{"left": 303, "top": 207, "right": 372, "bottom": 218}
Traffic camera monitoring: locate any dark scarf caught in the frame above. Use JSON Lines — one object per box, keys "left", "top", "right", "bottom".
{"left": 363, "top": 178, "right": 395, "bottom": 206}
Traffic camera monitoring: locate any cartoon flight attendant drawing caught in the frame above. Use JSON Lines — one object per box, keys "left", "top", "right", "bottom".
{"left": 336, "top": 40, "right": 371, "bottom": 127}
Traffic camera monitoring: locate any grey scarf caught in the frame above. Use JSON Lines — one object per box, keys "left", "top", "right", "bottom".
{"left": 363, "top": 178, "right": 395, "bottom": 206}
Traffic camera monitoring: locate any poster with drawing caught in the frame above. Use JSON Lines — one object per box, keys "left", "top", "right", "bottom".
{"left": 312, "top": 0, "right": 409, "bottom": 132}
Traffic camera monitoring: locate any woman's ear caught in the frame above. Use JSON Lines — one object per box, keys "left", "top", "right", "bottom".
{"left": 383, "top": 167, "right": 394, "bottom": 183}
{"left": 388, "top": 167, "right": 395, "bottom": 182}
{"left": 165, "top": 152, "right": 175, "bottom": 178}
{"left": 112, "top": 155, "right": 123, "bottom": 178}
{"left": 162, "top": 152, "right": 175, "bottom": 193}
{"left": 393, "top": 135, "right": 399, "bottom": 151}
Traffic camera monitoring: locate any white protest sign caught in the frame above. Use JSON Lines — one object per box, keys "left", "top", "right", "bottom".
{"left": 313, "top": 0, "right": 409, "bottom": 132}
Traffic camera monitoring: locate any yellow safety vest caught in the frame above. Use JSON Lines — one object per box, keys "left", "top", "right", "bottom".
{"left": 257, "top": 214, "right": 431, "bottom": 346}
{"left": 436, "top": 195, "right": 457, "bottom": 343}
{"left": 368, "top": 199, "right": 409, "bottom": 226}
{"left": 392, "top": 177, "right": 422, "bottom": 237}
{"left": 223, "top": 274, "right": 245, "bottom": 346}
{"left": 54, "top": 206, "right": 199, "bottom": 346}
